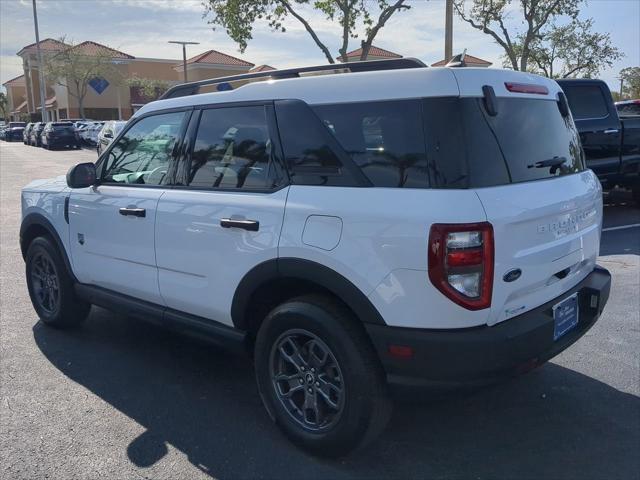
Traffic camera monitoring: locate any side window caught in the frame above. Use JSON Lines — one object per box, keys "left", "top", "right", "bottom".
{"left": 187, "top": 106, "right": 279, "bottom": 189}
{"left": 276, "top": 101, "right": 342, "bottom": 173}
{"left": 102, "top": 111, "right": 186, "bottom": 186}
{"left": 564, "top": 85, "right": 609, "bottom": 120}
{"left": 312, "top": 100, "right": 429, "bottom": 188}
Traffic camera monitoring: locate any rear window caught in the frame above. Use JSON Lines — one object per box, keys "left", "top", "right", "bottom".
{"left": 52, "top": 123, "right": 74, "bottom": 130}
{"left": 563, "top": 85, "right": 609, "bottom": 120}
{"left": 617, "top": 102, "right": 640, "bottom": 117}
{"left": 307, "top": 97, "right": 584, "bottom": 189}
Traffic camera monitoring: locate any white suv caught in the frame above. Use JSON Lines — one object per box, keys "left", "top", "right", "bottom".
{"left": 20, "top": 59, "right": 611, "bottom": 456}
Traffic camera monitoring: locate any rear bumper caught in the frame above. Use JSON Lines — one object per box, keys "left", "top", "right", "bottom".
{"left": 366, "top": 266, "right": 611, "bottom": 387}
{"left": 46, "top": 137, "right": 79, "bottom": 147}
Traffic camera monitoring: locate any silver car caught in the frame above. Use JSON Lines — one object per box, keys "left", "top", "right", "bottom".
{"left": 97, "top": 121, "right": 126, "bottom": 155}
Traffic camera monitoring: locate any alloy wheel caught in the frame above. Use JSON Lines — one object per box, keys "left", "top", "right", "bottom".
{"left": 270, "top": 329, "right": 345, "bottom": 432}
{"left": 30, "top": 251, "right": 60, "bottom": 314}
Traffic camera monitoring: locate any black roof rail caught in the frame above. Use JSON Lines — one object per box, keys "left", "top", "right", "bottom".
{"left": 159, "top": 57, "right": 427, "bottom": 100}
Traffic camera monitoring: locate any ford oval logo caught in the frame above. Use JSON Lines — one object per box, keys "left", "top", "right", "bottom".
{"left": 503, "top": 268, "right": 522, "bottom": 283}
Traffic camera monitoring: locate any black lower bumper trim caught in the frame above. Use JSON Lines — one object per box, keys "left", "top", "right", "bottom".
{"left": 366, "top": 266, "right": 611, "bottom": 387}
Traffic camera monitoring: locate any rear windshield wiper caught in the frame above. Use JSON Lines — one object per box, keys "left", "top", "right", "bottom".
{"left": 527, "top": 156, "right": 567, "bottom": 169}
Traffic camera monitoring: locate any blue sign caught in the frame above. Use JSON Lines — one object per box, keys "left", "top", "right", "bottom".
{"left": 216, "top": 82, "right": 233, "bottom": 91}
{"left": 89, "top": 77, "right": 110, "bottom": 94}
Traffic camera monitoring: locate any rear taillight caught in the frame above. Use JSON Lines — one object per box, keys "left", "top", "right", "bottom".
{"left": 428, "top": 222, "right": 494, "bottom": 310}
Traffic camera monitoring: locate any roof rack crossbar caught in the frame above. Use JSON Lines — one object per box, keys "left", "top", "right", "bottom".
{"left": 159, "top": 57, "right": 426, "bottom": 100}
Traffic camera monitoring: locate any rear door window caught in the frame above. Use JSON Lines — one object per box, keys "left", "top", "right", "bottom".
{"left": 313, "top": 100, "right": 429, "bottom": 188}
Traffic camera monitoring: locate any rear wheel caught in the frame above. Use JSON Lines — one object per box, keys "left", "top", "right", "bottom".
{"left": 255, "top": 295, "right": 391, "bottom": 457}
{"left": 25, "top": 237, "right": 90, "bottom": 328}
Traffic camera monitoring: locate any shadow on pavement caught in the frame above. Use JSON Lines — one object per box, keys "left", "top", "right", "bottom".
{"left": 34, "top": 307, "right": 640, "bottom": 479}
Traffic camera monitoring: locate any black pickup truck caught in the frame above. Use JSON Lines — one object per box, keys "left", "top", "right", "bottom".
{"left": 557, "top": 79, "right": 640, "bottom": 204}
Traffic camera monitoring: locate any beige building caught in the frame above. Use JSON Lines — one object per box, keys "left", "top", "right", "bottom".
{"left": 2, "top": 74, "right": 28, "bottom": 120}
{"left": 8, "top": 38, "right": 258, "bottom": 122}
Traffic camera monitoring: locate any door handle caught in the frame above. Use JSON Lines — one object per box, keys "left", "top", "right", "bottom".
{"left": 119, "top": 207, "right": 146, "bottom": 218}
{"left": 220, "top": 218, "right": 260, "bottom": 231}
{"left": 603, "top": 129, "right": 619, "bottom": 134}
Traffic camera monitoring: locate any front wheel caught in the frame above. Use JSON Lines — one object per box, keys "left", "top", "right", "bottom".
{"left": 255, "top": 295, "right": 391, "bottom": 457}
{"left": 25, "top": 236, "right": 91, "bottom": 328}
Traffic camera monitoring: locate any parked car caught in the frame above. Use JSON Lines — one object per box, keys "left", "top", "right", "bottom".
{"left": 97, "top": 120, "right": 126, "bottom": 155}
{"left": 0, "top": 126, "right": 6, "bottom": 140}
{"left": 557, "top": 79, "right": 640, "bottom": 204}
{"left": 41, "top": 122, "right": 80, "bottom": 150}
{"left": 23, "top": 123, "right": 34, "bottom": 144}
{"left": 29, "top": 122, "right": 46, "bottom": 147}
{"left": 21, "top": 61, "right": 611, "bottom": 456}
{"left": 78, "top": 122, "right": 104, "bottom": 146}
{"left": 4, "top": 121, "right": 26, "bottom": 141}
{"left": 615, "top": 99, "right": 640, "bottom": 117}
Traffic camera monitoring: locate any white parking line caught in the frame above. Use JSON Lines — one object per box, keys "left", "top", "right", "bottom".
{"left": 602, "top": 223, "right": 640, "bottom": 232}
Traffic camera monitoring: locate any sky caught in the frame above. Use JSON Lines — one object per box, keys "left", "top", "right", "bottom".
{"left": 1, "top": 0, "right": 639, "bottom": 94}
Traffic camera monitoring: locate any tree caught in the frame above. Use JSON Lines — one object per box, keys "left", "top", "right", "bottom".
{"left": 454, "top": 0, "right": 581, "bottom": 71}
{"left": 126, "top": 76, "right": 170, "bottom": 103}
{"left": 203, "top": 0, "right": 410, "bottom": 64}
{"left": 523, "top": 18, "right": 623, "bottom": 78}
{"left": 619, "top": 67, "right": 640, "bottom": 99}
{"left": 44, "top": 38, "right": 122, "bottom": 118}
{"left": 0, "top": 92, "right": 7, "bottom": 121}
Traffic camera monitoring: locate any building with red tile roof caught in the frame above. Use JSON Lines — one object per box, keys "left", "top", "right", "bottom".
{"left": 431, "top": 53, "right": 492, "bottom": 67}
{"left": 10, "top": 39, "right": 255, "bottom": 121}
{"left": 337, "top": 45, "right": 402, "bottom": 62}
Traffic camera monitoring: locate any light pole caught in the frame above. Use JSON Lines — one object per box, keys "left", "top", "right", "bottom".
{"left": 168, "top": 40, "right": 200, "bottom": 83}
{"left": 32, "top": 0, "right": 47, "bottom": 122}
{"left": 445, "top": 0, "right": 453, "bottom": 62}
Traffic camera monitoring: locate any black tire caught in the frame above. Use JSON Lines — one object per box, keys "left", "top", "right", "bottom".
{"left": 25, "top": 236, "right": 91, "bottom": 328}
{"left": 255, "top": 294, "right": 391, "bottom": 457}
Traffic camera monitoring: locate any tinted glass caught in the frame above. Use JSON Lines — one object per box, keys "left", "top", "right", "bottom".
{"left": 617, "top": 102, "right": 640, "bottom": 116}
{"left": 563, "top": 85, "right": 609, "bottom": 119}
{"left": 277, "top": 101, "right": 342, "bottom": 173}
{"left": 102, "top": 111, "right": 186, "bottom": 185}
{"left": 481, "top": 97, "right": 584, "bottom": 183}
{"left": 188, "top": 106, "right": 278, "bottom": 189}
{"left": 313, "top": 100, "right": 429, "bottom": 188}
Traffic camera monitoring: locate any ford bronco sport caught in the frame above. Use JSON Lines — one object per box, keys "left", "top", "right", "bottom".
{"left": 21, "top": 59, "right": 611, "bottom": 456}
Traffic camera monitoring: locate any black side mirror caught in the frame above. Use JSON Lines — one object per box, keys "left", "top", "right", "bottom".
{"left": 103, "top": 131, "right": 113, "bottom": 139}
{"left": 66, "top": 162, "right": 97, "bottom": 188}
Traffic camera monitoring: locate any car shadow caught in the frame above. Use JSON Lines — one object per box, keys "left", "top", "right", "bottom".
{"left": 34, "top": 308, "right": 639, "bottom": 479}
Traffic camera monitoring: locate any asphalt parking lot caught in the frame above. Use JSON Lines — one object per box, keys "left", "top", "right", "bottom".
{"left": 0, "top": 140, "right": 638, "bottom": 480}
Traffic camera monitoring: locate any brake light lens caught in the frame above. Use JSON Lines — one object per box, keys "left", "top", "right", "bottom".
{"left": 505, "top": 82, "right": 549, "bottom": 95}
{"left": 428, "top": 222, "right": 494, "bottom": 310}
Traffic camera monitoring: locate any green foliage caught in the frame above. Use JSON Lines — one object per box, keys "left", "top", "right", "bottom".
{"left": 517, "top": 18, "right": 623, "bottom": 78}
{"left": 455, "top": 0, "right": 584, "bottom": 72}
{"left": 126, "top": 76, "right": 170, "bottom": 101}
{"left": 619, "top": 67, "right": 640, "bottom": 99}
{"left": 0, "top": 92, "right": 7, "bottom": 121}
{"left": 202, "top": 0, "right": 410, "bottom": 64}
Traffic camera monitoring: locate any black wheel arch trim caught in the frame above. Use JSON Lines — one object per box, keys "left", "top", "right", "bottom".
{"left": 20, "top": 211, "right": 77, "bottom": 282}
{"left": 231, "top": 258, "right": 386, "bottom": 330}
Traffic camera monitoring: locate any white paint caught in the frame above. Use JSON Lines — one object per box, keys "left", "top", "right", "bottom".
{"left": 602, "top": 223, "right": 640, "bottom": 232}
